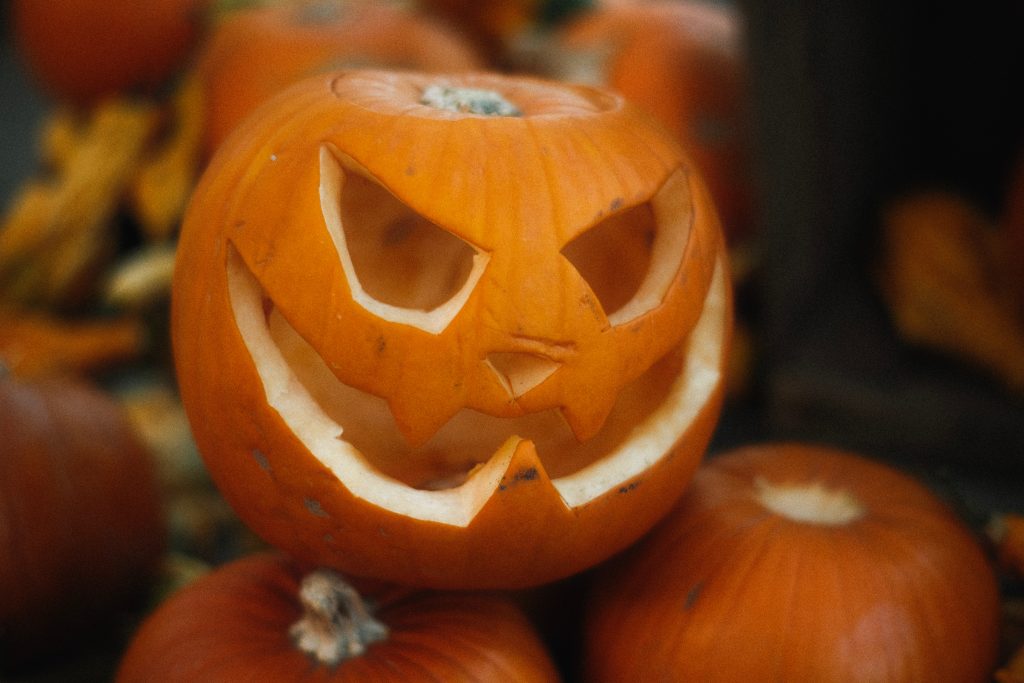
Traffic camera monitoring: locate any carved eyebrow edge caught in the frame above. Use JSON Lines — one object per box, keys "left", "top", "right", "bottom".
{"left": 564, "top": 169, "right": 694, "bottom": 328}
{"left": 318, "top": 144, "right": 491, "bottom": 335}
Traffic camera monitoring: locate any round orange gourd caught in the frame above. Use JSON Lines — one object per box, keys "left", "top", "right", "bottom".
{"left": 0, "top": 371, "right": 165, "bottom": 670}
{"left": 117, "top": 552, "right": 560, "bottom": 682}
{"left": 585, "top": 443, "right": 1001, "bottom": 683}
{"left": 11, "top": 0, "right": 205, "bottom": 104}
{"left": 172, "top": 69, "right": 730, "bottom": 588}
{"left": 551, "top": 1, "right": 753, "bottom": 242}
{"left": 197, "top": 1, "right": 483, "bottom": 154}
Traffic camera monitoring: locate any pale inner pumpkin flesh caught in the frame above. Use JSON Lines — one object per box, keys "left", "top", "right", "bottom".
{"left": 229, "top": 248, "right": 727, "bottom": 525}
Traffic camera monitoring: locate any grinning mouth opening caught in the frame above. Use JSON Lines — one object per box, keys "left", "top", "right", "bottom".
{"left": 227, "top": 249, "right": 727, "bottom": 526}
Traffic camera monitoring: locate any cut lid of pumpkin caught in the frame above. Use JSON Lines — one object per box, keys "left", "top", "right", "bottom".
{"left": 227, "top": 246, "right": 728, "bottom": 527}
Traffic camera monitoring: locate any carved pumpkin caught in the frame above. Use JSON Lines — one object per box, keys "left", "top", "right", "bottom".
{"left": 172, "top": 69, "right": 730, "bottom": 588}
{"left": 584, "top": 443, "right": 1002, "bottom": 683}
{"left": 549, "top": 1, "right": 753, "bottom": 242}
{"left": 117, "top": 552, "right": 560, "bottom": 682}
{"left": 197, "top": 1, "right": 483, "bottom": 154}
{"left": 0, "top": 370, "right": 165, "bottom": 671}
{"left": 11, "top": 0, "right": 205, "bottom": 104}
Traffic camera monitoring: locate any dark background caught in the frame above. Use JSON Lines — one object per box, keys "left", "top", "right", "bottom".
{"left": 0, "top": 2, "right": 1022, "bottom": 681}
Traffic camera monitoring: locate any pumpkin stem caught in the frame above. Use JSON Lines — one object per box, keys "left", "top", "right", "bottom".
{"left": 420, "top": 84, "right": 522, "bottom": 117}
{"left": 289, "top": 569, "right": 389, "bottom": 666}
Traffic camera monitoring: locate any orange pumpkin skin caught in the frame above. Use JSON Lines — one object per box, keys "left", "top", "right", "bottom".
{"left": 11, "top": 0, "right": 204, "bottom": 104}
{"left": 0, "top": 373, "right": 165, "bottom": 669}
{"left": 172, "top": 70, "right": 730, "bottom": 588}
{"left": 198, "top": 2, "right": 484, "bottom": 154}
{"left": 584, "top": 443, "right": 1001, "bottom": 683}
{"left": 554, "top": 1, "right": 753, "bottom": 243}
{"left": 116, "top": 552, "right": 560, "bottom": 682}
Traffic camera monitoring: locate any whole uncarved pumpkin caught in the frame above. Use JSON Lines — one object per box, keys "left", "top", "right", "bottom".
{"left": 196, "top": 1, "right": 484, "bottom": 154}
{"left": 171, "top": 69, "right": 730, "bottom": 588}
{"left": 116, "top": 552, "right": 560, "bottom": 682}
{"left": 550, "top": 1, "right": 753, "bottom": 243}
{"left": 11, "top": 0, "right": 205, "bottom": 104}
{"left": 0, "top": 371, "right": 165, "bottom": 671}
{"left": 585, "top": 443, "right": 1001, "bottom": 683}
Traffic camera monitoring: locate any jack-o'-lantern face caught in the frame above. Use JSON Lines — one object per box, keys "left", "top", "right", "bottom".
{"left": 172, "top": 70, "right": 730, "bottom": 588}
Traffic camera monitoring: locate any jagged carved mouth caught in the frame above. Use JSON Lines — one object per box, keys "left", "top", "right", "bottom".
{"left": 227, "top": 249, "right": 726, "bottom": 527}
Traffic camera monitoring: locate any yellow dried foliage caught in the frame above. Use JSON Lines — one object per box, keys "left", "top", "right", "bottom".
{"left": 0, "top": 312, "right": 144, "bottom": 379}
{"left": 128, "top": 75, "right": 205, "bottom": 242}
{"left": 0, "top": 99, "right": 158, "bottom": 310}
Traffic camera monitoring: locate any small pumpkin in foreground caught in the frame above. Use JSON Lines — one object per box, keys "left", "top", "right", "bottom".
{"left": 585, "top": 443, "right": 1001, "bottom": 683}
{"left": 172, "top": 69, "right": 730, "bottom": 588}
{"left": 0, "top": 370, "right": 165, "bottom": 671}
{"left": 116, "top": 552, "right": 560, "bottom": 682}
{"left": 197, "top": 0, "right": 484, "bottom": 154}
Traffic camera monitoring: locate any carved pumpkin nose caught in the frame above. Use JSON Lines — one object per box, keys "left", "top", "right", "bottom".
{"left": 486, "top": 352, "right": 562, "bottom": 399}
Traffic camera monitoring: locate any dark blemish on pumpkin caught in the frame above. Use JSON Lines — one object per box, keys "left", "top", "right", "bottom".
{"left": 618, "top": 481, "right": 640, "bottom": 494}
{"left": 252, "top": 449, "right": 271, "bottom": 472}
{"left": 684, "top": 581, "right": 704, "bottom": 610}
{"left": 498, "top": 467, "right": 539, "bottom": 491}
{"left": 610, "top": 197, "right": 624, "bottom": 211}
{"left": 405, "top": 165, "right": 416, "bottom": 176}
{"left": 515, "top": 468, "right": 538, "bottom": 482}
{"left": 376, "top": 336, "right": 387, "bottom": 353}
{"left": 304, "top": 498, "right": 329, "bottom": 517}
{"left": 233, "top": 219, "right": 246, "bottom": 229}
{"left": 324, "top": 533, "right": 335, "bottom": 544}
{"left": 580, "top": 292, "right": 602, "bottom": 321}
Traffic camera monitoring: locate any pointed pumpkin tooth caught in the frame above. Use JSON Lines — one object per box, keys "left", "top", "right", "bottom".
{"left": 494, "top": 437, "right": 551, "bottom": 492}
{"left": 561, "top": 392, "right": 618, "bottom": 443}
{"left": 386, "top": 392, "right": 462, "bottom": 448}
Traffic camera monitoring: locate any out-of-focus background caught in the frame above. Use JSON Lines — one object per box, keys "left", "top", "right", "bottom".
{"left": 0, "top": 0, "right": 1022, "bottom": 680}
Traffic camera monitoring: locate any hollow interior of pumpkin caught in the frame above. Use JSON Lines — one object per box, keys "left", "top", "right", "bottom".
{"left": 229, "top": 249, "right": 725, "bottom": 524}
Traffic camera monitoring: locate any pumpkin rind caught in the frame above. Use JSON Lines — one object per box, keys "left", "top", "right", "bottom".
{"left": 116, "top": 552, "right": 560, "bottom": 682}
{"left": 584, "top": 443, "right": 1002, "bottom": 683}
{"left": 197, "top": 2, "right": 484, "bottom": 154}
{"left": 11, "top": 0, "right": 203, "bottom": 104}
{"left": 172, "top": 70, "right": 730, "bottom": 588}
{"left": 0, "top": 373, "right": 165, "bottom": 669}
{"left": 552, "top": 1, "right": 753, "bottom": 242}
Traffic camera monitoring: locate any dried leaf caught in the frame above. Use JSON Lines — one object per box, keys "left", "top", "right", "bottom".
{"left": 104, "top": 241, "right": 178, "bottom": 310}
{"left": 0, "top": 312, "right": 144, "bottom": 378}
{"left": 0, "top": 98, "right": 159, "bottom": 309}
{"left": 129, "top": 75, "right": 205, "bottom": 241}
{"left": 878, "top": 193, "right": 1024, "bottom": 391}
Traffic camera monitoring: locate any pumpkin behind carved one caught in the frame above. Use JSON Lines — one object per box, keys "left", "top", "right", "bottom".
{"left": 116, "top": 552, "right": 560, "bottom": 682}
{"left": 171, "top": 70, "right": 731, "bottom": 588}
{"left": 197, "top": 1, "right": 484, "bottom": 154}
{"left": 11, "top": 0, "right": 206, "bottom": 104}
{"left": 547, "top": 1, "right": 753, "bottom": 243}
{"left": 0, "top": 371, "right": 165, "bottom": 671}
{"left": 584, "top": 443, "right": 1001, "bottom": 683}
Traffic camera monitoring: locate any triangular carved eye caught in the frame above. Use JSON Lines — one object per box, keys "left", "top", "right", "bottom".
{"left": 320, "top": 145, "right": 488, "bottom": 334}
{"left": 561, "top": 170, "right": 693, "bottom": 326}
